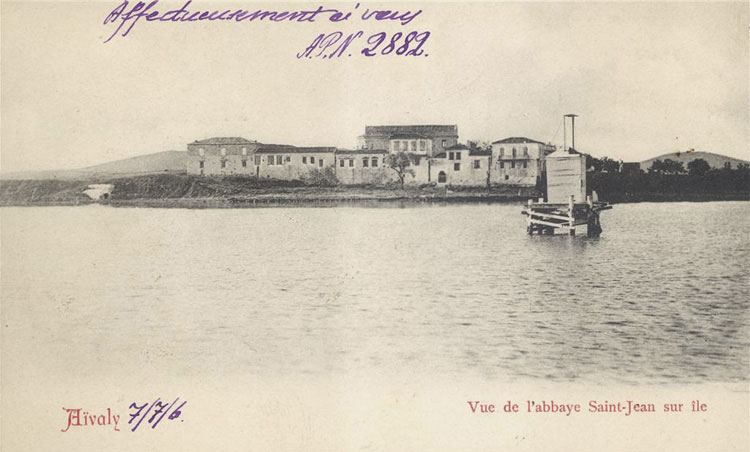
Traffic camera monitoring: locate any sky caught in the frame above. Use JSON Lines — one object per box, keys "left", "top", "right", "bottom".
{"left": 1, "top": 1, "right": 748, "bottom": 172}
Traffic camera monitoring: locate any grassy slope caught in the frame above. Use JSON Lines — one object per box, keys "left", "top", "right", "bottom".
{"left": 0, "top": 174, "right": 538, "bottom": 207}
{"left": 0, "top": 179, "right": 95, "bottom": 205}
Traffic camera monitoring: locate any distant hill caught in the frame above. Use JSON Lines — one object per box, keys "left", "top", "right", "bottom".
{"left": 0, "top": 151, "right": 187, "bottom": 180}
{"left": 640, "top": 151, "right": 748, "bottom": 171}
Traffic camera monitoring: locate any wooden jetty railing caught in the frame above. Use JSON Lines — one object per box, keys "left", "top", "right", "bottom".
{"left": 522, "top": 195, "right": 612, "bottom": 237}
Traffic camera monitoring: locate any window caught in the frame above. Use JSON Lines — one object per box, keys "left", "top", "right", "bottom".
{"left": 413, "top": 157, "right": 420, "bottom": 166}
{"left": 220, "top": 148, "right": 227, "bottom": 157}
{"left": 523, "top": 161, "right": 528, "bottom": 168}
{"left": 311, "top": 157, "right": 315, "bottom": 164}
{"left": 285, "top": 156, "right": 291, "bottom": 163}
{"left": 473, "top": 160, "right": 481, "bottom": 169}
{"left": 242, "top": 148, "right": 247, "bottom": 156}
{"left": 276, "top": 155, "right": 283, "bottom": 165}
{"left": 523, "top": 147, "right": 529, "bottom": 157}
{"left": 455, "top": 152, "right": 461, "bottom": 160}
{"left": 303, "top": 156, "right": 307, "bottom": 164}
{"left": 511, "top": 161, "right": 516, "bottom": 169}
{"left": 499, "top": 147, "right": 504, "bottom": 157}
{"left": 340, "top": 159, "right": 345, "bottom": 167}
{"left": 198, "top": 148, "right": 205, "bottom": 156}
{"left": 512, "top": 148, "right": 517, "bottom": 159}
{"left": 221, "top": 160, "right": 226, "bottom": 168}
{"left": 438, "top": 171, "right": 447, "bottom": 183}
{"left": 410, "top": 141, "right": 417, "bottom": 151}
{"left": 319, "top": 159, "right": 323, "bottom": 167}
{"left": 349, "top": 159, "right": 354, "bottom": 167}
{"left": 442, "top": 139, "right": 447, "bottom": 147}
{"left": 504, "top": 175, "right": 509, "bottom": 180}
{"left": 242, "top": 160, "right": 247, "bottom": 167}
{"left": 254, "top": 155, "right": 260, "bottom": 165}
{"left": 500, "top": 161, "right": 505, "bottom": 169}
{"left": 199, "top": 161, "right": 204, "bottom": 169}
{"left": 419, "top": 141, "right": 426, "bottom": 152}
{"left": 454, "top": 163, "right": 460, "bottom": 171}
{"left": 372, "top": 157, "right": 378, "bottom": 167}
{"left": 448, "top": 152, "right": 454, "bottom": 160}
{"left": 363, "top": 158, "right": 369, "bottom": 167}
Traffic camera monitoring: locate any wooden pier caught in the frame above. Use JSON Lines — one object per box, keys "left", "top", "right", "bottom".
{"left": 522, "top": 194, "right": 612, "bottom": 237}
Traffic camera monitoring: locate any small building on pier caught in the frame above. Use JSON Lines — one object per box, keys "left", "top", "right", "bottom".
{"left": 545, "top": 148, "right": 587, "bottom": 203}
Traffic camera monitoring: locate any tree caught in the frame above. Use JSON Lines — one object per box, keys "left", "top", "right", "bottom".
{"left": 588, "top": 155, "right": 621, "bottom": 173}
{"left": 384, "top": 152, "right": 415, "bottom": 188}
{"left": 650, "top": 158, "right": 685, "bottom": 175}
{"left": 663, "top": 159, "right": 686, "bottom": 175}
{"left": 600, "top": 157, "right": 621, "bottom": 173}
{"left": 648, "top": 159, "right": 664, "bottom": 174}
{"left": 467, "top": 140, "right": 491, "bottom": 152}
{"left": 687, "top": 158, "right": 711, "bottom": 177}
{"left": 587, "top": 155, "right": 603, "bottom": 172}
{"left": 302, "top": 166, "right": 339, "bottom": 187}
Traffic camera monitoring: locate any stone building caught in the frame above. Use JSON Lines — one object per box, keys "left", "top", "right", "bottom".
{"left": 357, "top": 125, "right": 459, "bottom": 157}
{"left": 187, "top": 137, "right": 337, "bottom": 179}
{"left": 254, "top": 145, "right": 336, "bottom": 180}
{"left": 431, "top": 144, "right": 493, "bottom": 185}
{"left": 186, "top": 132, "right": 552, "bottom": 188}
{"left": 187, "top": 137, "right": 260, "bottom": 176}
{"left": 334, "top": 149, "right": 391, "bottom": 185}
{"left": 489, "top": 137, "right": 555, "bottom": 186}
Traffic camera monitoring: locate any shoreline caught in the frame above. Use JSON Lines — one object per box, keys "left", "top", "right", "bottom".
{"left": 2, "top": 192, "right": 749, "bottom": 208}
{"left": 104, "top": 194, "right": 534, "bottom": 209}
{"left": 1, "top": 173, "right": 747, "bottom": 208}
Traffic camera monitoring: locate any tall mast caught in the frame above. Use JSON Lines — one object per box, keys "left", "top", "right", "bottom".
{"left": 564, "top": 114, "right": 578, "bottom": 151}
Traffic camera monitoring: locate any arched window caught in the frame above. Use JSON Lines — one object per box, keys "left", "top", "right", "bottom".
{"left": 438, "top": 171, "right": 447, "bottom": 183}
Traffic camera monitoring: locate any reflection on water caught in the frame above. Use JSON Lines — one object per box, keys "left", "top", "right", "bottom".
{"left": 1, "top": 202, "right": 748, "bottom": 384}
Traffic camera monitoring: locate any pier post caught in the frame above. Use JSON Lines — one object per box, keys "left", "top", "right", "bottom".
{"left": 568, "top": 195, "right": 575, "bottom": 236}
{"left": 527, "top": 199, "right": 533, "bottom": 235}
{"left": 587, "top": 212, "right": 602, "bottom": 237}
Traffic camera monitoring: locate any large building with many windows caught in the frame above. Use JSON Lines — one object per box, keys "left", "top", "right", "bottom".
{"left": 186, "top": 128, "right": 554, "bottom": 187}
{"left": 357, "top": 125, "right": 459, "bottom": 157}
